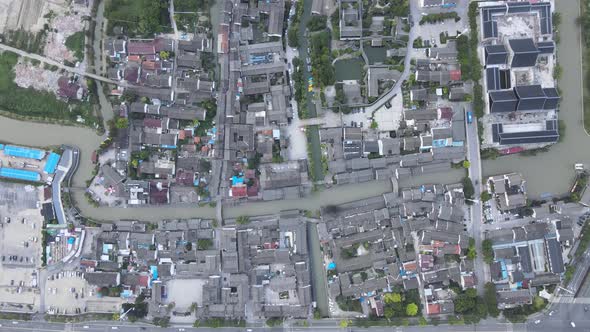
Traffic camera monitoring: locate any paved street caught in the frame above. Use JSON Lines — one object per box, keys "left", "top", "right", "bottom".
{"left": 2, "top": 318, "right": 590, "bottom": 332}
{"left": 464, "top": 104, "right": 487, "bottom": 295}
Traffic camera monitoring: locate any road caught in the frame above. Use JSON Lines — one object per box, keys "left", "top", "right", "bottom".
{"left": 566, "top": 248, "right": 590, "bottom": 296}
{"left": 0, "top": 43, "right": 123, "bottom": 87}
{"left": 4, "top": 318, "right": 590, "bottom": 332}
{"left": 464, "top": 104, "right": 487, "bottom": 295}
{"left": 0, "top": 320, "right": 532, "bottom": 332}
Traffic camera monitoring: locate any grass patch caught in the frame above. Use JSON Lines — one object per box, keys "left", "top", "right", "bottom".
{"left": 0, "top": 52, "right": 98, "bottom": 126}
{"left": 105, "top": 0, "right": 171, "bottom": 36}
{"left": 3, "top": 29, "right": 47, "bottom": 54}
{"left": 65, "top": 31, "right": 86, "bottom": 61}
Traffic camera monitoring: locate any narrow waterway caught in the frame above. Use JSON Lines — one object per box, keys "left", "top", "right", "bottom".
{"left": 296, "top": 0, "right": 325, "bottom": 181}
{"left": 0, "top": 112, "right": 464, "bottom": 220}
{"left": 482, "top": 0, "right": 586, "bottom": 199}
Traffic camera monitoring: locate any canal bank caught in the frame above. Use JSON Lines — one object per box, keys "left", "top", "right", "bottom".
{"left": 482, "top": 0, "right": 587, "bottom": 199}
{"left": 0, "top": 113, "right": 464, "bottom": 220}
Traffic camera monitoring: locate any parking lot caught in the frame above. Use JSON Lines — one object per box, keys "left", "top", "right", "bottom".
{"left": 165, "top": 279, "right": 205, "bottom": 323}
{"left": 0, "top": 183, "right": 44, "bottom": 312}
{"left": 44, "top": 270, "right": 88, "bottom": 315}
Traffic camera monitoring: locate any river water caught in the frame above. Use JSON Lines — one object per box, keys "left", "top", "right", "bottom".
{"left": 482, "top": 0, "right": 587, "bottom": 199}
{"left": 0, "top": 111, "right": 463, "bottom": 220}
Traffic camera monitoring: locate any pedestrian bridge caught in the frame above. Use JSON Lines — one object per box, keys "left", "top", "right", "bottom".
{"left": 298, "top": 117, "right": 326, "bottom": 127}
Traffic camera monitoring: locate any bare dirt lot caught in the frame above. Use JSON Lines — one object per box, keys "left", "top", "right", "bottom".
{"left": 0, "top": 0, "right": 48, "bottom": 33}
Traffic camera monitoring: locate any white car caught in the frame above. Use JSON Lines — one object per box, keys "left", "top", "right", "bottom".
{"left": 548, "top": 311, "right": 554, "bottom": 316}
{"left": 571, "top": 322, "right": 576, "bottom": 328}
{"left": 534, "top": 320, "right": 540, "bottom": 324}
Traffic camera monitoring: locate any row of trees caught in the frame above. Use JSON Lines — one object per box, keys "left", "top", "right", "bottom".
{"left": 310, "top": 31, "right": 336, "bottom": 87}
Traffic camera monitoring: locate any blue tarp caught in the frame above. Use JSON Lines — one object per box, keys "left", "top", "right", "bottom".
{"left": 68, "top": 237, "right": 75, "bottom": 244}
{"left": 327, "top": 262, "right": 336, "bottom": 270}
{"left": 232, "top": 176, "right": 244, "bottom": 186}
{"left": 3, "top": 145, "right": 45, "bottom": 160}
{"left": 43, "top": 152, "right": 61, "bottom": 174}
{"left": 161, "top": 145, "right": 177, "bottom": 149}
{"left": 0, "top": 168, "right": 41, "bottom": 182}
{"left": 151, "top": 266, "right": 158, "bottom": 281}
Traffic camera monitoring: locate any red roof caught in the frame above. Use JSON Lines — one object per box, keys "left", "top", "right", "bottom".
{"left": 438, "top": 107, "right": 453, "bottom": 120}
{"left": 57, "top": 76, "right": 81, "bottom": 99}
{"left": 149, "top": 181, "right": 169, "bottom": 204}
{"left": 427, "top": 303, "right": 440, "bottom": 315}
{"left": 245, "top": 169, "right": 256, "bottom": 179}
{"left": 124, "top": 67, "right": 139, "bottom": 83}
{"left": 143, "top": 118, "right": 162, "bottom": 128}
{"left": 450, "top": 70, "right": 461, "bottom": 81}
{"left": 142, "top": 61, "right": 160, "bottom": 71}
{"left": 178, "top": 130, "right": 186, "bottom": 140}
{"left": 138, "top": 275, "right": 149, "bottom": 287}
{"left": 446, "top": 244, "right": 461, "bottom": 255}
{"left": 247, "top": 184, "right": 259, "bottom": 197}
{"left": 80, "top": 259, "right": 97, "bottom": 267}
{"left": 127, "top": 41, "right": 155, "bottom": 55}
{"left": 127, "top": 55, "right": 141, "bottom": 62}
{"left": 194, "top": 137, "right": 201, "bottom": 144}
{"left": 403, "top": 261, "right": 417, "bottom": 272}
{"left": 432, "top": 241, "right": 445, "bottom": 248}
{"left": 232, "top": 186, "right": 247, "bottom": 197}
{"left": 462, "top": 275, "right": 476, "bottom": 288}
{"left": 175, "top": 170, "right": 194, "bottom": 186}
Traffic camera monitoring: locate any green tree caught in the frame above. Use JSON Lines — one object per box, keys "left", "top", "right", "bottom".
{"left": 115, "top": 117, "right": 129, "bottom": 129}
{"left": 159, "top": 51, "right": 170, "bottom": 60}
{"left": 197, "top": 239, "right": 213, "bottom": 250}
{"left": 384, "top": 307, "right": 394, "bottom": 320}
{"left": 462, "top": 160, "right": 471, "bottom": 168}
{"left": 454, "top": 293, "right": 476, "bottom": 313}
{"left": 288, "top": 27, "right": 299, "bottom": 48}
{"left": 406, "top": 303, "right": 418, "bottom": 316}
{"left": 419, "top": 316, "right": 428, "bottom": 326}
{"left": 484, "top": 282, "right": 499, "bottom": 317}
{"left": 236, "top": 215, "right": 250, "bottom": 225}
{"left": 481, "top": 191, "right": 491, "bottom": 202}
{"left": 482, "top": 239, "right": 494, "bottom": 264}
{"left": 339, "top": 320, "right": 351, "bottom": 328}
{"left": 462, "top": 177, "right": 475, "bottom": 199}
{"left": 384, "top": 292, "right": 402, "bottom": 304}
{"left": 467, "top": 237, "right": 477, "bottom": 260}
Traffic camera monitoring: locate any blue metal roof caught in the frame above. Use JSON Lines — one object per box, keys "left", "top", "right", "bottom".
{"left": 0, "top": 167, "right": 41, "bottom": 182}
{"left": 3, "top": 145, "right": 45, "bottom": 160}
{"left": 43, "top": 152, "right": 61, "bottom": 174}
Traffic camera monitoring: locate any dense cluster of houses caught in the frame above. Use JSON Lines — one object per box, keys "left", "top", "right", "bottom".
{"left": 79, "top": 214, "right": 313, "bottom": 321}
{"left": 92, "top": 32, "right": 221, "bottom": 206}
{"left": 217, "top": 0, "right": 312, "bottom": 202}
{"left": 319, "top": 182, "right": 476, "bottom": 317}
{"left": 487, "top": 220, "right": 572, "bottom": 309}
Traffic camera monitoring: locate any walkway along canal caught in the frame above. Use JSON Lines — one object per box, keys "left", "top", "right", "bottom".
{"left": 482, "top": 0, "right": 588, "bottom": 199}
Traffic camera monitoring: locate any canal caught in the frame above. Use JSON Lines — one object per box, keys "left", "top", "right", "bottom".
{"left": 295, "top": 0, "right": 327, "bottom": 182}
{"left": 0, "top": 112, "right": 465, "bottom": 220}
{"left": 482, "top": 0, "right": 588, "bottom": 199}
